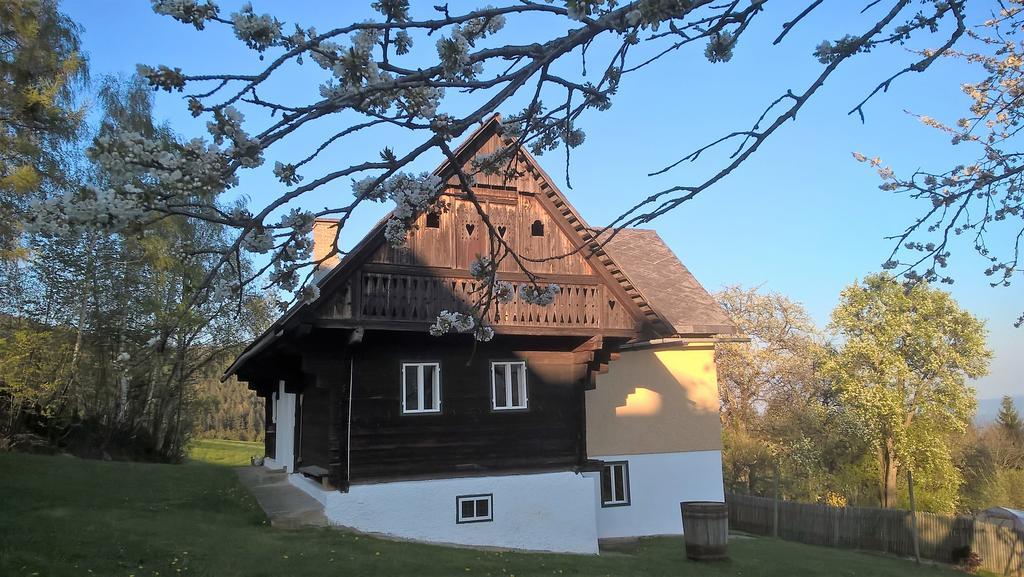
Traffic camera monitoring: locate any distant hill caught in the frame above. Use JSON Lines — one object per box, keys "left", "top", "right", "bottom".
{"left": 976, "top": 395, "right": 1024, "bottom": 426}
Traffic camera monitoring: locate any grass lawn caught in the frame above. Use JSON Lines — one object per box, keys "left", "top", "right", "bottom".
{"left": 186, "top": 438, "right": 263, "bottom": 466}
{"left": 0, "top": 450, "right": 972, "bottom": 577}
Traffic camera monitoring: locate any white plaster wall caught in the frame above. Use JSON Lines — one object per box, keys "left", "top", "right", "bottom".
{"left": 585, "top": 450, "right": 725, "bottom": 539}
{"left": 289, "top": 471, "right": 600, "bottom": 554}
{"left": 272, "top": 381, "right": 297, "bottom": 473}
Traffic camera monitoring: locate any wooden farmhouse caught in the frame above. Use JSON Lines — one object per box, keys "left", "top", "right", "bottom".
{"left": 225, "top": 116, "right": 738, "bottom": 554}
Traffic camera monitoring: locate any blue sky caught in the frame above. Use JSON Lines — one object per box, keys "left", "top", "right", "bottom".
{"left": 64, "top": 1, "right": 1021, "bottom": 398}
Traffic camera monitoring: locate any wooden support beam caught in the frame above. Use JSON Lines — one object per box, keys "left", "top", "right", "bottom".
{"left": 573, "top": 335, "right": 603, "bottom": 352}
{"left": 572, "top": 350, "right": 595, "bottom": 364}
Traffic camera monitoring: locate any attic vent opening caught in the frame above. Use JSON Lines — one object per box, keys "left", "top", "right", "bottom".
{"left": 426, "top": 212, "right": 440, "bottom": 228}
{"left": 531, "top": 220, "right": 544, "bottom": 237}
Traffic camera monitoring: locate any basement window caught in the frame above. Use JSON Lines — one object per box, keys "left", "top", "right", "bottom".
{"left": 600, "top": 461, "right": 630, "bottom": 507}
{"left": 401, "top": 362, "right": 441, "bottom": 414}
{"left": 456, "top": 494, "right": 493, "bottom": 523}
{"left": 491, "top": 361, "right": 528, "bottom": 411}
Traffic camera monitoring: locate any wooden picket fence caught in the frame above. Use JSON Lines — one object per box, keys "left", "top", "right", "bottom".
{"left": 726, "top": 492, "right": 1024, "bottom": 576}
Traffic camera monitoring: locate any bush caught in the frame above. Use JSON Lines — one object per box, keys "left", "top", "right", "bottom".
{"left": 951, "top": 546, "right": 982, "bottom": 573}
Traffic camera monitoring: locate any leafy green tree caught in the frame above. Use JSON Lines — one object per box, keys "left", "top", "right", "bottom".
{"left": 826, "top": 273, "right": 990, "bottom": 512}
{"left": 716, "top": 286, "right": 877, "bottom": 505}
{"left": 0, "top": 0, "right": 87, "bottom": 259}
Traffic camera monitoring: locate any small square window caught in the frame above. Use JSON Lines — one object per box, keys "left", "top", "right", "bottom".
{"left": 456, "top": 494, "right": 493, "bottom": 523}
{"left": 601, "top": 462, "right": 630, "bottom": 507}
{"left": 491, "top": 361, "right": 528, "bottom": 410}
{"left": 426, "top": 212, "right": 440, "bottom": 228}
{"left": 402, "top": 363, "right": 441, "bottom": 414}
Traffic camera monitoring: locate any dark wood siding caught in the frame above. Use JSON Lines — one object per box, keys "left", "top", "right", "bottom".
{"left": 297, "top": 385, "right": 330, "bottom": 470}
{"left": 344, "top": 331, "right": 589, "bottom": 482}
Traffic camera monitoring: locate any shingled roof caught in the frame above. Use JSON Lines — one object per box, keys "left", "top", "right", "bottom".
{"left": 603, "top": 229, "right": 737, "bottom": 336}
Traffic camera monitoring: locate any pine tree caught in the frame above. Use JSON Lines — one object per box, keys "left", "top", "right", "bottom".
{"left": 997, "top": 396, "right": 1023, "bottom": 439}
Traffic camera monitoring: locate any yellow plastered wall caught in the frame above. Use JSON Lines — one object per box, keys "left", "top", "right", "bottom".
{"left": 586, "top": 344, "right": 723, "bottom": 456}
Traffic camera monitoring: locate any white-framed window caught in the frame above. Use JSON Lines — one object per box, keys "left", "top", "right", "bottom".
{"left": 401, "top": 362, "right": 441, "bottom": 414}
{"left": 491, "top": 361, "right": 528, "bottom": 410}
{"left": 600, "top": 461, "right": 630, "bottom": 507}
{"left": 456, "top": 494, "right": 493, "bottom": 523}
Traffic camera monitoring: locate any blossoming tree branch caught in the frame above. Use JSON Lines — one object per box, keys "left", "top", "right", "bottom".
{"left": 855, "top": 1, "right": 1024, "bottom": 325}
{"left": 29, "top": 0, "right": 969, "bottom": 337}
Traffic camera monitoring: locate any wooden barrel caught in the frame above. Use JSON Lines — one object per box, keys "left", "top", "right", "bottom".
{"left": 681, "top": 501, "right": 729, "bottom": 561}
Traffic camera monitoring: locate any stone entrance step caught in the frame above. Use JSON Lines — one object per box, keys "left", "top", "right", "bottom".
{"left": 235, "top": 466, "right": 329, "bottom": 529}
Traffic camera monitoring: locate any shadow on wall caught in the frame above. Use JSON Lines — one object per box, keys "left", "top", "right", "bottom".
{"left": 588, "top": 345, "right": 723, "bottom": 456}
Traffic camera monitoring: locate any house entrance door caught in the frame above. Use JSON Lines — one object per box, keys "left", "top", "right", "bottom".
{"left": 273, "top": 380, "right": 297, "bottom": 473}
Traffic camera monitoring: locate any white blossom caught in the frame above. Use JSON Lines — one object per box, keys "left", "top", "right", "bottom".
{"left": 493, "top": 281, "right": 514, "bottom": 304}
{"left": 297, "top": 284, "right": 320, "bottom": 304}
{"left": 469, "top": 256, "right": 493, "bottom": 279}
{"left": 519, "top": 283, "right": 560, "bottom": 306}
{"left": 278, "top": 208, "right": 315, "bottom": 234}
{"left": 430, "top": 113, "right": 456, "bottom": 137}
{"left": 396, "top": 86, "right": 444, "bottom": 119}
{"left": 207, "top": 106, "right": 263, "bottom": 167}
{"left": 241, "top": 228, "right": 275, "bottom": 254}
{"left": 384, "top": 217, "right": 408, "bottom": 247}
{"left": 273, "top": 161, "right": 303, "bottom": 185}
{"left": 434, "top": 11, "right": 502, "bottom": 82}
{"left": 270, "top": 264, "right": 300, "bottom": 291}
{"left": 352, "top": 175, "right": 386, "bottom": 201}
{"left": 365, "top": 172, "right": 445, "bottom": 247}
{"left": 231, "top": 3, "right": 282, "bottom": 52}
{"left": 210, "top": 277, "right": 239, "bottom": 302}
{"left": 309, "top": 39, "right": 342, "bottom": 70}
{"left": 27, "top": 185, "right": 148, "bottom": 235}
{"left": 151, "top": 0, "right": 219, "bottom": 30}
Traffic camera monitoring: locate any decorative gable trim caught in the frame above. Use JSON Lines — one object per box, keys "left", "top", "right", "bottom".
{"left": 519, "top": 153, "right": 673, "bottom": 337}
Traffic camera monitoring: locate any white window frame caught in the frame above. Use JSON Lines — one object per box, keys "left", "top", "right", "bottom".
{"left": 401, "top": 362, "right": 441, "bottom": 414}
{"left": 490, "top": 361, "right": 528, "bottom": 411}
{"left": 456, "top": 494, "right": 493, "bottom": 524}
{"left": 601, "top": 461, "right": 631, "bottom": 507}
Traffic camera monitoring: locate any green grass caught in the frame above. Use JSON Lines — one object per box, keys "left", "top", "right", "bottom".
{"left": 187, "top": 438, "right": 264, "bottom": 466}
{"left": 0, "top": 451, "right": 970, "bottom": 577}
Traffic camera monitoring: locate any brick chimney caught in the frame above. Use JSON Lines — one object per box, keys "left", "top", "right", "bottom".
{"left": 312, "top": 218, "right": 340, "bottom": 271}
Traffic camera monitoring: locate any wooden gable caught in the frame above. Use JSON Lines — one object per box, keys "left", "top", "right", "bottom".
{"left": 310, "top": 118, "right": 651, "bottom": 338}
